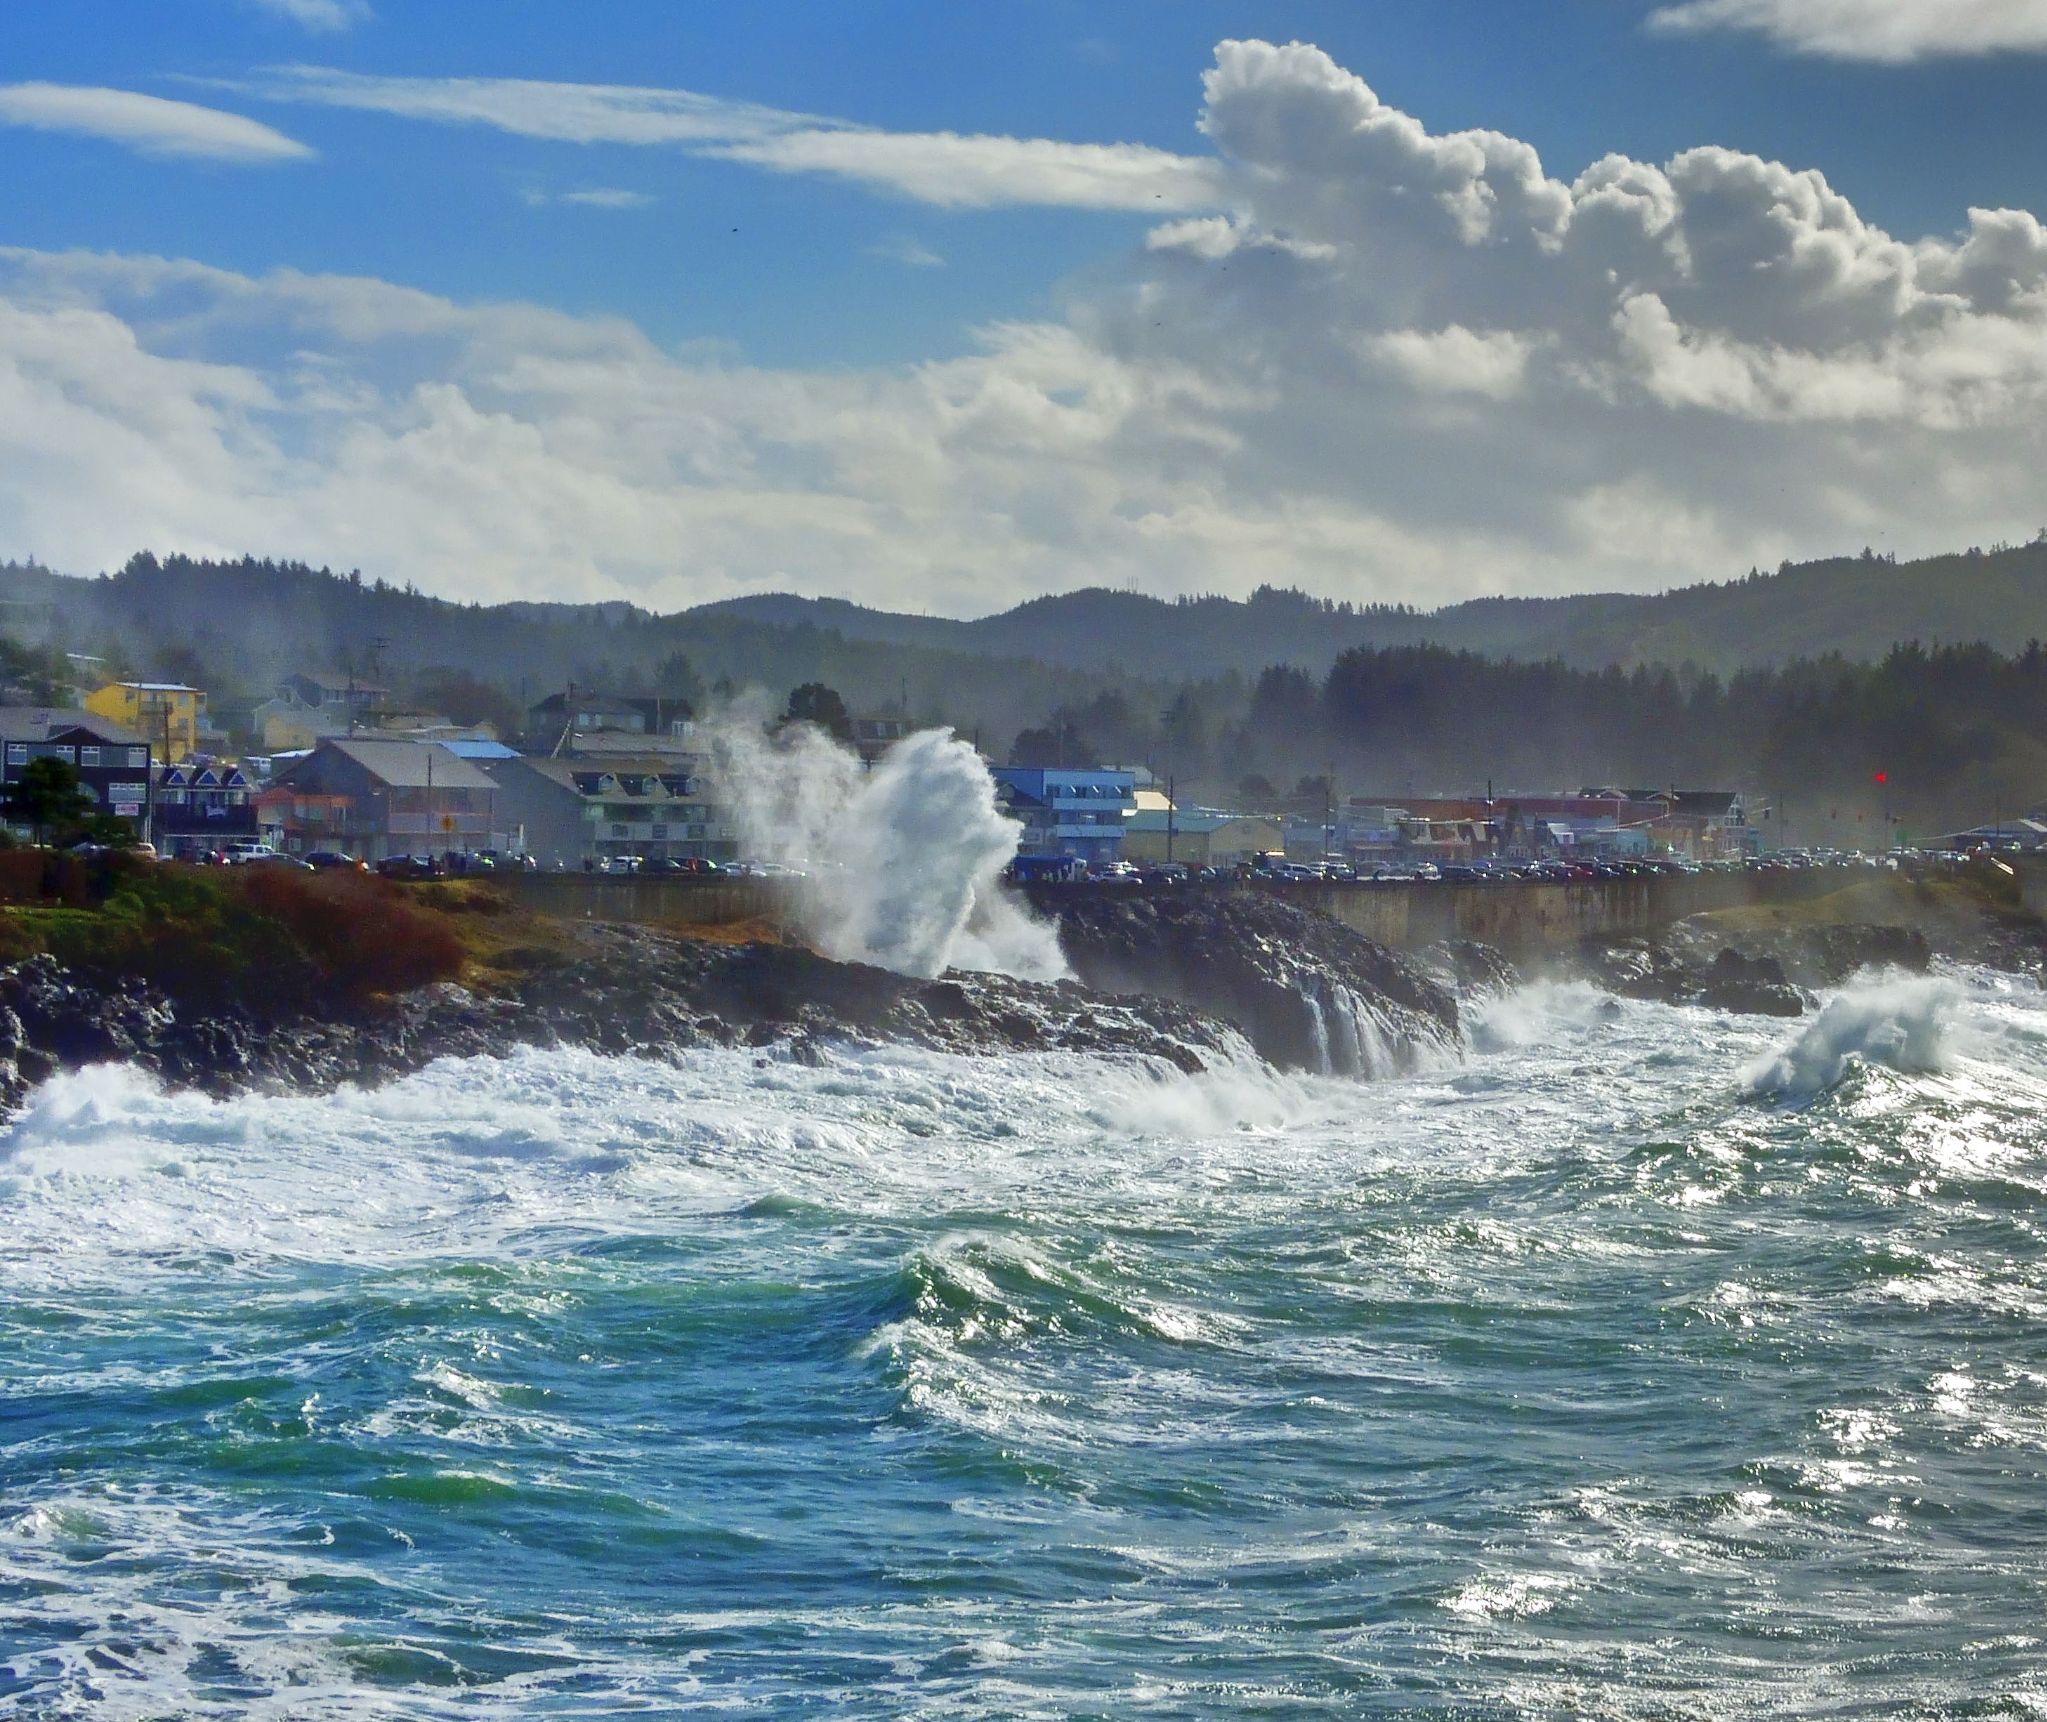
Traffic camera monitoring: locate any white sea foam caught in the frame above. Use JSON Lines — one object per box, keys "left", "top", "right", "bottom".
{"left": 1742, "top": 976, "right": 1958, "bottom": 1098}
{"left": 710, "top": 702, "right": 1066, "bottom": 981}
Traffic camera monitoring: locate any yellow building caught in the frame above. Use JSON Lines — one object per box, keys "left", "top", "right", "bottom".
{"left": 84, "top": 681, "right": 205, "bottom": 761}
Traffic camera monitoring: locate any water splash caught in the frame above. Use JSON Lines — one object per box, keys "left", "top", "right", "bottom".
{"left": 711, "top": 706, "right": 1067, "bottom": 982}
{"left": 1743, "top": 976, "right": 1957, "bottom": 1098}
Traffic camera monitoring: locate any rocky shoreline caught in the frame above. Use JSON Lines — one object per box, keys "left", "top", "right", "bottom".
{"left": 0, "top": 884, "right": 2036, "bottom": 1119}
{"left": 0, "top": 894, "right": 1470, "bottom": 1119}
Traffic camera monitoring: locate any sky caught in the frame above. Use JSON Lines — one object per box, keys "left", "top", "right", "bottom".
{"left": 6, "top": 0, "right": 2047, "bottom": 618}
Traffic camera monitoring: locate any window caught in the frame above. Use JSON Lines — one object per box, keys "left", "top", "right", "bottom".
{"left": 610, "top": 824, "right": 628, "bottom": 839}
{"left": 128, "top": 748, "right": 147, "bottom": 767}
{"left": 80, "top": 745, "right": 101, "bottom": 766}
{"left": 4, "top": 744, "right": 22, "bottom": 765}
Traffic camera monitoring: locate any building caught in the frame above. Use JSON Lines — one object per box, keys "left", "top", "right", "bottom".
{"left": 481, "top": 755, "right": 735, "bottom": 868}
{"left": 990, "top": 767, "right": 1135, "bottom": 865}
{"left": 1124, "top": 807, "right": 1283, "bottom": 868}
{"left": 0, "top": 707, "right": 153, "bottom": 839}
{"left": 83, "top": 681, "right": 205, "bottom": 761}
{"left": 523, "top": 691, "right": 693, "bottom": 752}
{"left": 277, "top": 670, "right": 390, "bottom": 716}
{"left": 264, "top": 738, "right": 501, "bottom": 861}
{"left": 850, "top": 715, "right": 912, "bottom": 765}
{"left": 152, "top": 761, "right": 258, "bottom": 857}
{"left": 1940, "top": 819, "right": 2047, "bottom": 852}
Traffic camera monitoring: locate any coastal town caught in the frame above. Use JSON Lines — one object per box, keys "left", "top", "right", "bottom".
{"left": 0, "top": 668, "right": 2037, "bottom": 878}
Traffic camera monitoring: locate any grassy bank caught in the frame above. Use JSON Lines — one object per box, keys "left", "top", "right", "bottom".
{"left": 0, "top": 858, "right": 584, "bottom": 1012}
{"left": 1685, "top": 872, "right": 2029, "bottom": 944}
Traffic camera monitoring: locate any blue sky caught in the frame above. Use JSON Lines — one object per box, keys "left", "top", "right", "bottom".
{"left": 5, "top": 0, "right": 2047, "bottom": 614}
{"left": 8, "top": 0, "right": 2045, "bottom": 366}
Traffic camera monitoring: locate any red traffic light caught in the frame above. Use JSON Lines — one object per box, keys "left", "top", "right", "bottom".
{"left": 1872, "top": 771, "right": 1889, "bottom": 785}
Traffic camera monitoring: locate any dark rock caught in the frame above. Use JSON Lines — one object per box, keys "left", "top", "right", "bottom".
{"left": 1696, "top": 949, "right": 1807, "bottom": 1017}
{"left": 1577, "top": 936, "right": 1808, "bottom": 1016}
{"left": 1420, "top": 939, "right": 1520, "bottom": 999}
{"left": 1035, "top": 888, "right": 1459, "bottom": 1075}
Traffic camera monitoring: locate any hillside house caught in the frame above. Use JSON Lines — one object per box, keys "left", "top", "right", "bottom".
{"left": 266, "top": 738, "right": 500, "bottom": 861}
{"left": 482, "top": 755, "right": 735, "bottom": 868}
{"left": 84, "top": 681, "right": 205, "bottom": 761}
{"left": 0, "top": 707, "right": 153, "bottom": 837}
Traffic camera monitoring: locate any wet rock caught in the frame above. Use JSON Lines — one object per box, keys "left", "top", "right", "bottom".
{"left": 1035, "top": 888, "right": 1459, "bottom": 1075}
{"left": 1577, "top": 936, "right": 1808, "bottom": 1016}
{"left": 1696, "top": 949, "right": 1806, "bottom": 1017}
{"left": 1419, "top": 939, "right": 1520, "bottom": 1000}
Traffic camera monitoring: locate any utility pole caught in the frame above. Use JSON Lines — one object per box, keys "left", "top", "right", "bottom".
{"left": 1165, "top": 771, "right": 1176, "bottom": 865}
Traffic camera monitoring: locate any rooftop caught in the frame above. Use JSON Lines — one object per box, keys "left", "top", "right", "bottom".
{"left": 0, "top": 705, "right": 148, "bottom": 745}
{"left": 314, "top": 738, "right": 497, "bottom": 790}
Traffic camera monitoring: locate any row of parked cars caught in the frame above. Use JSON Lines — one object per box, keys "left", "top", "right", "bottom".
{"left": 585, "top": 856, "right": 805, "bottom": 877}
{"left": 1028, "top": 850, "right": 1933, "bottom": 890}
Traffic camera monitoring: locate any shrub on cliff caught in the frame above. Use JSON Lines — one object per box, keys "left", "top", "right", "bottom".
{"left": 233, "top": 867, "right": 464, "bottom": 998}
{"left": 16, "top": 858, "right": 466, "bottom": 1013}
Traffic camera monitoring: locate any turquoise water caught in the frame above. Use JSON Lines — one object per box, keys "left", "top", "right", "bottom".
{"left": 5, "top": 971, "right": 2047, "bottom": 1716}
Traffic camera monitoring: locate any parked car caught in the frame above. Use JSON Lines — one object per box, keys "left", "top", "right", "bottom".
{"left": 243, "top": 852, "right": 315, "bottom": 871}
{"left": 375, "top": 854, "right": 443, "bottom": 880}
{"left": 304, "top": 850, "right": 366, "bottom": 870}
{"left": 223, "top": 840, "right": 278, "bottom": 864}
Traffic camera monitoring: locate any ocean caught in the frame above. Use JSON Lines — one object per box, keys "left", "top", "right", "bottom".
{"left": 4, "top": 967, "right": 2047, "bottom": 1716}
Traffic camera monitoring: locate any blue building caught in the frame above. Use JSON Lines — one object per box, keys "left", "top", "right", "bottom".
{"left": 991, "top": 767, "right": 1136, "bottom": 865}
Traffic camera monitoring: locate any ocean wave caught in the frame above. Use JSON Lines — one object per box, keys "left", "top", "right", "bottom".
{"left": 1741, "top": 976, "right": 1958, "bottom": 1099}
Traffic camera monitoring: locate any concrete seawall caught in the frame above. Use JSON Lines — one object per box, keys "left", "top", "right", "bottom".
{"left": 492, "top": 868, "right": 1838, "bottom": 958}
{"left": 491, "top": 872, "right": 793, "bottom": 929}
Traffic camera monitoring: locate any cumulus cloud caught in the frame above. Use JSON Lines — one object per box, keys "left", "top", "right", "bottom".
{"left": 0, "top": 83, "right": 313, "bottom": 162}
{"left": 239, "top": 65, "right": 1219, "bottom": 211}
{"left": 245, "top": 0, "right": 373, "bottom": 30}
{"left": 8, "top": 40, "right": 2047, "bottom": 614}
{"left": 1647, "top": 0, "right": 2047, "bottom": 61}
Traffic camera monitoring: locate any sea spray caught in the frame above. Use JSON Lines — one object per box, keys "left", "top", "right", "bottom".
{"left": 711, "top": 706, "right": 1067, "bottom": 982}
{"left": 1742, "top": 975, "right": 1957, "bottom": 1098}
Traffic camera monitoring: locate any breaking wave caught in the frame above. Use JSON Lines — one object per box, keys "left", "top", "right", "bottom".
{"left": 1742, "top": 975, "right": 1958, "bottom": 1098}
{"left": 711, "top": 706, "right": 1066, "bottom": 983}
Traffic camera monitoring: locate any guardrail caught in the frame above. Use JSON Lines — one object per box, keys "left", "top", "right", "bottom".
{"left": 483, "top": 863, "right": 1904, "bottom": 958}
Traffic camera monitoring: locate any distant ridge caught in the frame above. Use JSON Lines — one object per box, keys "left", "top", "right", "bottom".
{"left": 689, "top": 542, "right": 2047, "bottom": 678}
{"left": 3, "top": 542, "right": 2045, "bottom": 702}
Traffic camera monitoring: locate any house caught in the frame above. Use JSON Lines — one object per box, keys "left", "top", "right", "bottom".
{"left": 265, "top": 738, "right": 501, "bottom": 861}
{"left": 1940, "top": 820, "right": 2047, "bottom": 852}
{"left": 277, "top": 670, "right": 389, "bottom": 715}
{"left": 1124, "top": 807, "right": 1283, "bottom": 867}
{"left": 152, "top": 761, "right": 258, "bottom": 857}
{"left": 253, "top": 695, "right": 480, "bottom": 753}
{"left": 851, "top": 715, "right": 912, "bottom": 765}
{"left": 523, "top": 691, "right": 693, "bottom": 753}
{"left": 481, "top": 754, "right": 735, "bottom": 868}
{"left": 83, "top": 681, "right": 205, "bottom": 761}
{"left": 989, "top": 767, "right": 1135, "bottom": 865}
{"left": 0, "top": 707, "right": 154, "bottom": 838}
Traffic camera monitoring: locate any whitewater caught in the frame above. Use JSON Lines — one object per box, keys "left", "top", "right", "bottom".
{"left": 5, "top": 963, "right": 2047, "bottom": 1717}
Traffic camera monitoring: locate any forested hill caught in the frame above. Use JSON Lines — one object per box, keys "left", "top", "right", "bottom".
{"left": 3, "top": 540, "right": 2045, "bottom": 712}
{"left": 693, "top": 542, "right": 2047, "bottom": 677}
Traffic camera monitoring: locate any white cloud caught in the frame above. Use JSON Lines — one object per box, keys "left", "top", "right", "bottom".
{"left": 241, "top": 65, "right": 1220, "bottom": 212}
{"left": 0, "top": 83, "right": 313, "bottom": 162}
{"left": 1365, "top": 326, "right": 1540, "bottom": 399}
{"left": 9, "top": 40, "right": 2047, "bottom": 615}
{"left": 710, "top": 129, "right": 1219, "bottom": 212}
{"left": 243, "top": 65, "right": 813, "bottom": 146}
{"left": 522, "top": 187, "right": 655, "bottom": 210}
{"left": 1647, "top": 0, "right": 2047, "bottom": 61}
{"left": 868, "top": 235, "right": 945, "bottom": 268}
{"left": 245, "top": 0, "right": 372, "bottom": 31}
